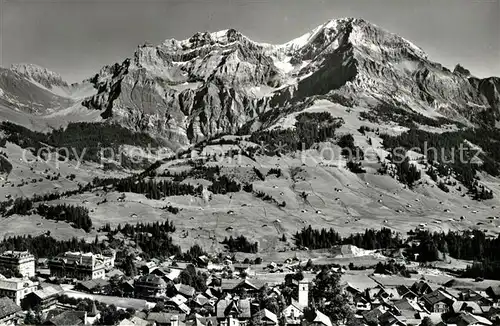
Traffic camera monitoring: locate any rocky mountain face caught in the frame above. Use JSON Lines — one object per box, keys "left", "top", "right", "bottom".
{"left": 0, "top": 66, "right": 73, "bottom": 114}
{"left": 80, "top": 18, "right": 500, "bottom": 145}
{"left": 1, "top": 18, "right": 497, "bottom": 143}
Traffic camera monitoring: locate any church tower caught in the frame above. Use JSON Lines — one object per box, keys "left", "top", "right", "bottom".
{"left": 298, "top": 280, "right": 309, "bottom": 307}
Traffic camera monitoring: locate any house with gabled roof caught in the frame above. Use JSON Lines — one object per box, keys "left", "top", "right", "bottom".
{"left": 283, "top": 302, "right": 304, "bottom": 325}
{"left": 396, "top": 285, "right": 419, "bottom": 302}
{"left": 0, "top": 297, "right": 21, "bottom": 324}
{"left": 453, "top": 301, "right": 486, "bottom": 315}
{"left": 411, "top": 280, "right": 434, "bottom": 296}
{"left": 391, "top": 298, "right": 428, "bottom": 323}
{"left": 363, "top": 306, "right": 388, "bottom": 325}
{"left": 378, "top": 311, "right": 406, "bottom": 326}
{"left": 253, "top": 308, "right": 278, "bottom": 325}
{"left": 448, "top": 312, "right": 493, "bottom": 326}
{"left": 303, "top": 309, "right": 332, "bottom": 326}
{"left": 485, "top": 286, "right": 500, "bottom": 305}
{"left": 146, "top": 312, "right": 186, "bottom": 326}
{"left": 216, "top": 298, "right": 251, "bottom": 326}
{"left": 421, "top": 289, "right": 456, "bottom": 313}
{"left": 21, "top": 285, "right": 61, "bottom": 310}
{"left": 175, "top": 283, "right": 196, "bottom": 298}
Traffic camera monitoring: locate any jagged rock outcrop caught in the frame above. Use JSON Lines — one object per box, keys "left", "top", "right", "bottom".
{"left": 10, "top": 63, "right": 69, "bottom": 90}
{"left": 0, "top": 67, "right": 72, "bottom": 114}
{"left": 81, "top": 18, "right": 499, "bottom": 145}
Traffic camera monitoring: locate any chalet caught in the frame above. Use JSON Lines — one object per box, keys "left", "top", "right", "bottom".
{"left": 106, "top": 269, "right": 125, "bottom": 279}
{"left": 117, "top": 316, "right": 150, "bottom": 326}
{"left": 21, "top": 286, "right": 61, "bottom": 310}
{"left": 76, "top": 278, "right": 110, "bottom": 294}
{"left": 378, "top": 311, "right": 406, "bottom": 326}
{"left": 453, "top": 301, "right": 486, "bottom": 315}
{"left": 363, "top": 306, "right": 388, "bottom": 325}
{"left": 392, "top": 298, "right": 427, "bottom": 320}
{"left": 486, "top": 286, "right": 500, "bottom": 305}
{"left": 44, "top": 310, "right": 87, "bottom": 326}
{"left": 146, "top": 312, "right": 186, "bottom": 326}
{"left": 0, "top": 297, "right": 21, "bottom": 324}
{"left": 352, "top": 295, "right": 371, "bottom": 312}
{"left": 166, "top": 294, "right": 191, "bottom": 314}
{"left": 174, "top": 284, "right": 196, "bottom": 298}
{"left": 396, "top": 285, "right": 419, "bottom": 302}
{"left": 134, "top": 274, "right": 167, "bottom": 300}
{"left": 232, "top": 264, "right": 253, "bottom": 276}
{"left": 221, "top": 279, "right": 262, "bottom": 294}
{"left": 216, "top": 298, "right": 251, "bottom": 326}
{"left": 253, "top": 309, "right": 278, "bottom": 326}
{"left": 486, "top": 307, "right": 500, "bottom": 323}
{"left": 421, "top": 290, "right": 455, "bottom": 313}
{"left": 343, "top": 282, "right": 363, "bottom": 298}
{"left": 196, "top": 255, "right": 210, "bottom": 268}
{"left": 283, "top": 302, "right": 304, "bottom": 325}
{"left": 185, "top": 315, "right": 217, "bottom": 326}
{"left": 118, "top": 280, "right": 135, "bottom": 297}
{"left": 303, "top": 309, "right": 332, "bottom": 326}
{"left": 411, "top": 281, "right": 434, "bottom": 296}
{"left": 193, "top": 293, "right": 215, "bottom": 313}
{"left": 138, "top": 261, "right": 158, "bottom": 275}
{"left": 448, "top": 312, "right": 493, "bottom": 326}
{"left": 151, "top": 267, "right": 182, "bottom": 283}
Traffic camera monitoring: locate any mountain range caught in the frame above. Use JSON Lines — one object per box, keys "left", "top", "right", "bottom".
{"left": 0, "top": 17, "right": 499, "bottom": 145}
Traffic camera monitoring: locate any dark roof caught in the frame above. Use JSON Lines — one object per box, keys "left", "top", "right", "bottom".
{"left": 136, "top": 274, "right": 167, "bottom": 286}
{"left": 46, "top": 311, "right": 86, "bottom": 326}
{"left": 411, "top": 281, "right": 433, "bottom": 294}
{"left": 78, "top": 279, "right": 110, "bottom": 291}
{"left": 216, "top": 299, "right": 251, "bottom": 319}
{"left": 422, "top": 290, "right": 452, "bottom": 306}
{"left": 397, "top": 285, "right": 417, "bottom": 297}
{"left": 363, "top": 307, "right": 385, "bottom": 324}
{"left": 487, "top": 286, "right": 500, "bottom": 297}
{"left": 378, "top": 311, "right": 405, "bottom": 326}
{"left": 0, "top": 297, "right": 21, "bottom": 318}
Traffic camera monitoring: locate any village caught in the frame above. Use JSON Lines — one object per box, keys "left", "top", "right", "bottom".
{"left": 0, "top": 247, "right": 497, "bottom": 326}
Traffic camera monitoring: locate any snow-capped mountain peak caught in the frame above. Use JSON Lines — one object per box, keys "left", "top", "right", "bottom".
{"left": 78, "top": 17, "right": 499, "bottom": 145}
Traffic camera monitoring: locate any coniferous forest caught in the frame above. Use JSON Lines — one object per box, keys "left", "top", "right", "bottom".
{"left": 249, "top": 112, "right": 343, "bottom": 154}
{"left": 381, "top": 127, "right": 500, "bottom": 196}
{"left": 0, "top": 121, "right": 160, "bottom": 168}
{"left": 294, "top": 225, "right": 500, "bottom": 279}
{"left": 37, "top": 204, "right": 92, "bottom": 232}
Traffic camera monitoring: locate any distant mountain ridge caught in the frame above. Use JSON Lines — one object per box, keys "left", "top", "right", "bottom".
{"left": 10, "top": 63, "right": 69, "bottom": 90}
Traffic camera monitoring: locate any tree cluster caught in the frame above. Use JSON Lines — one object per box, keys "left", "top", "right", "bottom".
{"left": 37, "top": 204, "right": 92, "bottom": 232}
{"left": 0, "top": 121, "right": 160, "bottom": 168}
{"left": 249, "top": 112, "right": 343, "bottom": 154}
{"left": 295, "top": 226, "right": 402, "bottom": 250}
{"left": 222, "top": 235, "right": 258, "bottom": 253}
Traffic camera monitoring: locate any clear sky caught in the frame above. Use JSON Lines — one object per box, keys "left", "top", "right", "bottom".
{"left": 1, "top": 0, "right": 499, "bottom": 83}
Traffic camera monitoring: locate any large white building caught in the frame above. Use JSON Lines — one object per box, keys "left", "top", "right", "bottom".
{"left": 0, "top": 274, "right": 38, "bottom": 305}
{"left": 0, "top": 251, "right": 36, "bottom": 278}
{"left": 48, "top": 251, "right": 115, "bottom": 280}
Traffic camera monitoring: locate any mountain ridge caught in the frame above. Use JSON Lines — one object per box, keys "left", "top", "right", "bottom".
{"left": 0, "top": 17, "right": 499, "bottom": 143}
{"left": 76, "top": 17, "right": 499, "bottom": 146}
